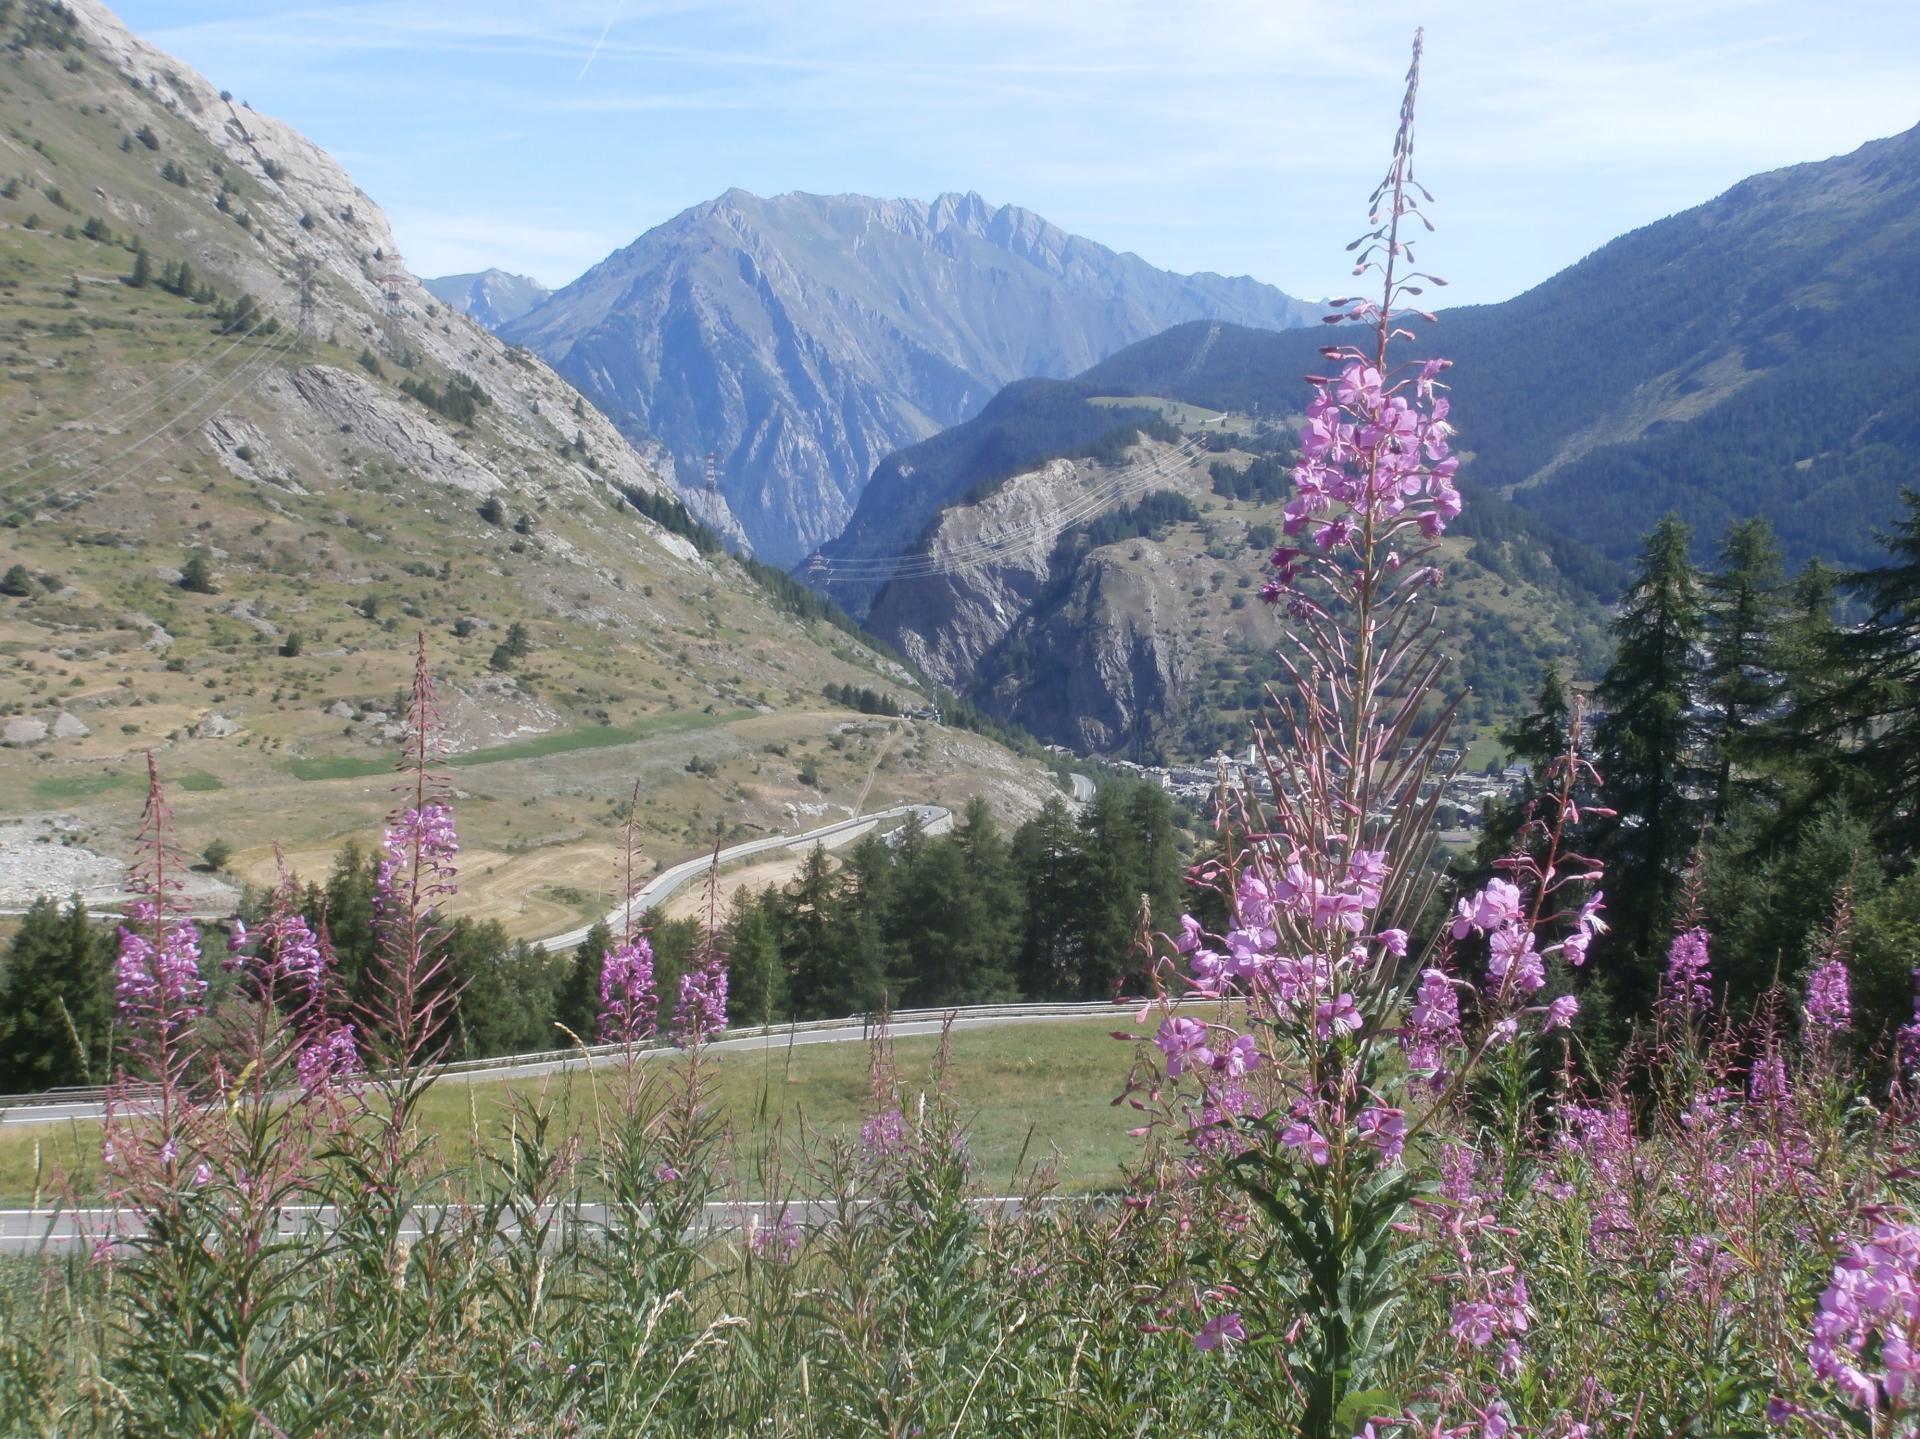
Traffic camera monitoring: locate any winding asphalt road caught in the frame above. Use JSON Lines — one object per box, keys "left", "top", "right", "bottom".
{"left": 0, "top": 774, "right": 1122, "bottom": 1249}
{"left": 0, "top": 1195, "right": 1090, "bottom": 1255}
{"left": 532, "top": 802, "right": 952, "bottom": 953}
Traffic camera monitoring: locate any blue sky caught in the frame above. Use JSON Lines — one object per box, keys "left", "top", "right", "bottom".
{"left": 118, "top": 0, "right": 1920, "bottom": 306}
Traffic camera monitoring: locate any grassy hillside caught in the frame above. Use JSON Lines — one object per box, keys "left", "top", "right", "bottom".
{"left": 0, "top": 0, "right": 1059, "bottom": 933}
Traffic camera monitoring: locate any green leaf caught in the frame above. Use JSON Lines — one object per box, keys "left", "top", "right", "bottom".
{"left": 1335, "top": 1388, "right": 1399, "bottom": 1431}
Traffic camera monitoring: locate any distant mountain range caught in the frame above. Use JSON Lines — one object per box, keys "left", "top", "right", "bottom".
{"left": 875, "top": 121, "right": 1920, "bottom": 576}
{"left": 423, "top": 269, "right": 550, "bottom": 329}
{"left": 825, "top": 122, "right": 1920, "bottom": 753}
{"left": 497, "top": 189, "right": 1317, "bottom": 563}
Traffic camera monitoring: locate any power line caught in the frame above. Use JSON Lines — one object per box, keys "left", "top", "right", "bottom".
{"left": 0, "top": 312, "right": 271, "bottom": 472}
{"left": 5, "top": 337, "right": 293, "bottom": 520}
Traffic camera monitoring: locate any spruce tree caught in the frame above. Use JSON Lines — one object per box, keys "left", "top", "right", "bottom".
{"left": 1702, "top": 517, "right": 1787, "bottom": 822}
{"left": 725, "top": 890, "right": 785, "bottom": 1028}
{"left": 1011, "top": 796, "right": 1085, "bottom": 998}
{"left": 0, "top": 897, "right": 114, "bottom": 1091}
{"left": 558, "top": 920, "right": 612, "bottom": 1043}
{"left": 1591, "top": 514, "right": 1706, "bottom": 975}
{"left": 1796, "top": 491, "right": 1920, "bottom": 857}
{"left": 779, "top": 845, "right": 850, "bottom": 1018}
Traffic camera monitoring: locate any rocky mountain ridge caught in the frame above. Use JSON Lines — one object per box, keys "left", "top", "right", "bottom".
{"left": 501, "top": 187, "right": 1316, "bottom": 563}
{"left": 423, "top": 269, "right": 551, "bottom": 330}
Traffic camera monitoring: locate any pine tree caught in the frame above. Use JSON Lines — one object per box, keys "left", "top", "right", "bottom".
{"left": 0, "top": 897, "right": 114, "bottom": 1091}
{"left": 725, "top": 890, "right": 785, "bottom": 1028}
{"left": 1793, "top": 491, "right": 1920, "bottom": 856}
{"left": 1590, "top": 514, "right": 1707, "bottom": 973}
{"left": 1075, "top": 786, "right": 1150, "bottom": 997}
{"left": 1702, "top": 517, "right": 1787, "bottom": 822}
{"left": 779, "top": 845, "right": 849, "bottom": 1018}
{"left": 1011, "top": 797, "right": 1085, "bottom": 998}
{"left": 558, "top": 920, "right": 612, "bottom": 1043}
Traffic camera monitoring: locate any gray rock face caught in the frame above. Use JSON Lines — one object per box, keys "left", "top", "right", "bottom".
{"left": 504, "top": 189, "right": 1314, "bottom": 564}
{"left": 196, "top": 712, "right": 242, "bottom": 740}
{"left": 51, "top": 712, "right": 91, "bottom": 739}
{"left": 862, "top": 439, "right": 1207, "bottom": 753}
{"left": 2, "top": 718, "right": 49, "bottom": 746}
{"left": 424, "top": 270, "right": 552, "bottom": 331}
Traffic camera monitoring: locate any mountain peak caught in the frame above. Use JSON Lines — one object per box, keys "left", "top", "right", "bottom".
{"left": 504, "top": 190, "right": 1316, "bottom": 562}
{"left": 423, "top": 270, "right": 551, "bottom": 331}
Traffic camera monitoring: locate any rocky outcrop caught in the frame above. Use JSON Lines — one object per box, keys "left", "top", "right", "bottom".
{"left": 993, "top": 551, "right": 1188, "bottom": 752}
{"left": 60, "top": 0, "right": 747, "bottom": 540}
{"left": 504, "top": 189, "right": 1314, "bottom": 563}
{"left": 862, "top": 436, "right": 1216, "bottom": 751}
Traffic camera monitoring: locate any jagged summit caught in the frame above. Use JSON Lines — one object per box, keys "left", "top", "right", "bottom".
{"left": 502, "top": 188, "right": 1316, "bottom": 563}
{"left": 423, "top": 269, "right": 551, "bottom": 331}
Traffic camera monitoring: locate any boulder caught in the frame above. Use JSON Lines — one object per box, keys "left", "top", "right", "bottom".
{"left": 2, "top": 717, "right": 49, "bottom": 746}
{"left": 197, "top": 712, "right": 243, "bottom": 740}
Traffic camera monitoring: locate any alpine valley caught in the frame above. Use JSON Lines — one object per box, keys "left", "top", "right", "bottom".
{"left": 0, "top": 0, "right": 1065, "bottom": 937}
{"left": 817, "top": 122, "right": 1920, "bottom": 759}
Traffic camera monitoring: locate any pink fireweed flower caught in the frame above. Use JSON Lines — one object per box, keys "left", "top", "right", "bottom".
{"left": 1156, "top": 1015, "right": 1215, "bottom": 1078}
{"left": 374, "top": 801, "right": 460, "bottom": 920}
{"left": 597, "top": 937, "right": 658, "bottom": 1046}
{"left": 1403, "top": 967, "right": 1463, "bottom": 1076}
{"left": 860, "top": 1106, "right": 905, "bottom": 1160}
{"left": 1213, "top": 1033, "right": 1261, "bottom": 1078}
{"left": 115, "top": 903, "right": 206, "bottom": 1033}
{"left": 1809, "top": 1220, "right": 1920, "bottom": 1412}
{"left": 297, "top": 1023, "right": 360, "bottom": 1091}
{"left": 1805, "top": 957, "right": 1852, "bottom": 1034}
{"left": 1486, "top": 924, "right": 1544, "bottom": 995}
{"left": 1452, "top": 879, "right": 1522, "bottom": 940}
{"left": 673, "top": 952, "right": 729, "bottom": 1044}
{"left": 1193, "top": 1311, "right": 1247, "bottom": 1352}
{"left": 1664, "top": 927, "right": 1713, "bottom": 1011}
{"left": 1281, "top": 1120, "right": 1331, "bottom": 1166}
{"left": 1317, "top": 993, "right": 1363, "bottom": 1040}
{"left": 1543, "top": 994, "right": 1579, "bottom": 1032}
{"left": 1357, "top": 1104, "right": 1406, "bottom": 1164}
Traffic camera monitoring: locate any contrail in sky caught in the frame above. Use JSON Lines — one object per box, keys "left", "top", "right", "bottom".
{"left": 577, "top": 1, "right": 624, "bottom": 82}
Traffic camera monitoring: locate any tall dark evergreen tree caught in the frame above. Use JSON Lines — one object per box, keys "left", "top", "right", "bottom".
{"left": 1702, "top": 517, "right": 1787, "bottom": 822}
{"left": 557, "top": 920, "right": 612, "bottom": 1043}
{"left": 1795, "top": 490, "right": 1920, "bottom": 857}
{"left": 779, "top": 845, "right": 853, "bottom": 1018}
{"left": 0, "top": 897, "right": 114, "bottom": 1090}
{"left": 1011, "top": 797, "right": 1084, "bottom": 998}
{"left": 725, "top": 889, "right": 785, "bottom": 1028}
{"left": 1591, "top": 514, "right": 1706, "bottom": 975}
{"left": 1466, "top": 667, "right": 1573, "bottom": 878}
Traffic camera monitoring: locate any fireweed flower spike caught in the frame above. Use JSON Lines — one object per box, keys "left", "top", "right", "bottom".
{"left": 1127, "top": 33, "right": 1604, "bottom": 1435}
{"left": 598, "top": 935, "right": 659, "bottom": 1046}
